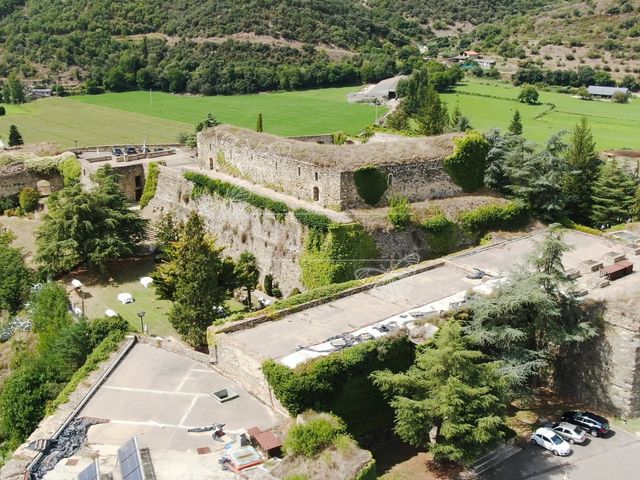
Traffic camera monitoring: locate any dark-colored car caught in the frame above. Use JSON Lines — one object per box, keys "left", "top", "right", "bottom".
{"left": 126, "top": 146, "right": 137, "bottom": 155}
{"left": 561, "top": 411, "right": 610, "bottom": 437}
{"left": 111, "top": 147, "right": 124, "bottom": 156}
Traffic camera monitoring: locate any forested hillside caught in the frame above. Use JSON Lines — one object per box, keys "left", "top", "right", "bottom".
{"left": 0, "top": 0, "right": 611, "bottom": 96}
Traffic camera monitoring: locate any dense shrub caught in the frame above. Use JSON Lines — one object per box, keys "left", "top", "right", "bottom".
{"left": 262, "top": 335, "right": 415, "bottom": 441}
{"left": 388, "top": 195, "right": 412, "bottom": 230}
{"left": 58, "top": 157, "right": 81, "bottom": 186}
{"left": 139, "top": 162, "right": 160, "bottom": 208}
{"left": 353, "top": 165, "right": 388, "bottom": 206}
{"left": 353, "top": 460, "right": 377, "bottom": 480}
{"left": 421, "top": 212, "right": 459, "bottom": 256}
{"left": 185, "top": 171, "right": 289, "bottom": 221}
{"left": 284, "top": 415, "right": 346, "bottom": 457}
{"left": 294, "top": 209, "right": 332, "bottom": 234}
{"left": 443, "top": 131, "right": 491, "bottom": 192}
{"left": 263, "top": 274, "right": 274, "bottom": 296}
{"left": 457, "top": 201, "right": 528, "bottom": 236}
{"left": 0, "top": 195, "right": 18, "bottom": 214}
{"left": 18, "top": 187, "right": 39, "bottom": 213}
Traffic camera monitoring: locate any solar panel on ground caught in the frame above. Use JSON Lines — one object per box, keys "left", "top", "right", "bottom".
{"left": 77, "top": 460, "right": 100, "bottom": 480}
{"left": 118, "top": 437, "right": 145, "bottom": 480}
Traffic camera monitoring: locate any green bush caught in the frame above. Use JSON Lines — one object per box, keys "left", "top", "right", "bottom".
{"left": 58, "top": 157, "right": 81, "bottom": 186}
{"left": 139, "top": 162, "right": 159, "bottom": 208}
{"left": 0, "top": 106, "right": 5, "bottom": 116}
{"left": 421, "top": 212, "right": 459, "bottom": 256}
{"left": 262, "top": 335, "right": 415, "bottom": 441}
{"left": 456, "top": 201, "right": 528, "bottom": 236}
{"left": 294, "top": 209, "right": 332, "bottom": 234}
{"left": 18, "top": 187, "right": 39, "bottom": 212}
{"left": 263, "top": 274, "right": 274, "bottom": 296}
{"left": 0, "top": 195, "right": 18, "bottom": 214}
{"left": 353, "top": 165, "right": 388, "bottom": 206}
{"left": 388, "top": 195, "right": 412, "bottom": 230}
{"left": 185, "top": 171, "right": 289, "bottom": 221}
{"left": 443, "top": 131, "right": 491, "bottom": 192}
{"left": 284, "top": 415, "right": 346, "bottom": 457}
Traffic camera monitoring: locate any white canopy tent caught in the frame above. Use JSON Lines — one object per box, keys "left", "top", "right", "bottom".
{"left": 117, "top": 293, "right": 134, "bottom": 304}
{"left": 140, "top": 277, "right": 153, "bottom": 288}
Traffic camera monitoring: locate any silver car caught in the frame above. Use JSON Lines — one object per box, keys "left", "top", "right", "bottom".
{"left": 550, "top": 422, "right": 587, "bottom": 444}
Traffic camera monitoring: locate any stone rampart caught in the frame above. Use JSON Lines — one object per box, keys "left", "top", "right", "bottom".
{"left": 149, "top": 166, "right": 306, "bottom": 293}
{"left": 199, "top": 136, "right": 343, "bottom": 209}
{"left": 0, "top": 162, "right": 63, "bottom": 197}
{"left": 80, "top": 161, "right": 145, "bottom": 202}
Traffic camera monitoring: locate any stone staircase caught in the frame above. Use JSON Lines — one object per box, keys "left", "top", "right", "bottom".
{"left": 465, "top": 442, "right": 523, "bottom": 477}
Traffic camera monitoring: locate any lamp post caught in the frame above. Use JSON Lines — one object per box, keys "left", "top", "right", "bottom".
{"left": 74, "top": 139, "right": 78, "bottom": 150}
{"left": 137, "top": 311, "right": 146, "bottom": 334}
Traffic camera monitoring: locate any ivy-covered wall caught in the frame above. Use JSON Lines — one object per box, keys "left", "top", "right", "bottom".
{"left": 262, "top": 334, "right": 415, "bottom": 442}
{"left": 300, "top": 223, "right": 378, "bottom": 289}
{"left": 353, "top": 164, "right": 388, "bottom": 206}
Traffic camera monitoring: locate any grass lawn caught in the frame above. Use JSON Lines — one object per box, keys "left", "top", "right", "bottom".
{"left": 0, "top": 97, "right": 191, "bottom": 148}
{"left": 71, "top": 86, "right": 382, "bottom": 138}
{"left": 442, "top": 78, "right": 640, "bottom": 151}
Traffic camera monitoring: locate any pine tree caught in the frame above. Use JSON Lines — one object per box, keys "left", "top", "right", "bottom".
{"left": 256, "top": 113, "right": 263, "bottom": 132}
{"left": 450, "top": 103, "right": 462, "bottom": 128}
{"left": 417, "top": 85, "right": 448, "bottom": 135}
{"left": 591, "top": 159, "right": 636, "bottom": 228}
{"left": 8, "top": 124, "right": 23, "bottom": 146}
{"left": 153, "top": 212, "right": 236, "bottom": 347}
{"left": 563, "top": 117, "right": 601, "bottom": 224}
{"left": 508, "top": 110, "right": 523, "bottom": 135}
{"left": 402, "top": 66, "right": 430, "bottom": 116}
{"left": 372, "top": 320, "right": 508, "bottom": 464}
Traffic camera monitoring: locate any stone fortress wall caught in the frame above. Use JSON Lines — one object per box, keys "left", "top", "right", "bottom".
{"left": 198, "top": 126, "right": 463, "bottom": 210}
{"left": 148, "top": 166, "right": 306, "bottom": 293}
{"left": 0, "top": 162, "right": 63, "bottom": 197}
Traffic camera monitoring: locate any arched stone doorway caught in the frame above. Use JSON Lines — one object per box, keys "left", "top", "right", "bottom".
{"left": 36, "top": 179, "right": 51, "bottom": 196}
{"left": 209, "top": 157, "right": 214, "bottom": 169}
{"left": 313, "top": 186, "right": 319, "bottom": 201}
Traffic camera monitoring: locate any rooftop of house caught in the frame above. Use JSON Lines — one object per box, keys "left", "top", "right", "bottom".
{"left": 200, "top": 125, "right": 458, "bottom": 170}
{"left": 587, "top": 85, "right": 629, "bottom": 96}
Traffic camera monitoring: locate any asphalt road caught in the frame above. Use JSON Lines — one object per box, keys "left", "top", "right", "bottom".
{"left": 482, "top": 427, "right": 640, "bottom": 480}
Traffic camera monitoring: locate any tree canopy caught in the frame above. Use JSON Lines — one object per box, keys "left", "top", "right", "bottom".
{"left": 0, "top": 228, "right": 32, "bottom": 314}
{"left": 36, "top": 165, "right": 147, "bottom": 275}
{"left": 591, "top": 159, "right": 637, "bottom": 228}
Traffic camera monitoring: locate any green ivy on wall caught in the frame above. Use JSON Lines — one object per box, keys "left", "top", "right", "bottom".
{"left": 139, "top": 162, "right": 159, "bottom": 208}
{"left": 443, "top": 131, "right": 491, "bottom": 192}
{"left": 353, "top": 164, "right": 388, "bottom": 206}
{"left": 300, "top": 223, "right": 378, "bottom": 289}
{"left": 421, "top": 212, "right": 459, "bottom": 257}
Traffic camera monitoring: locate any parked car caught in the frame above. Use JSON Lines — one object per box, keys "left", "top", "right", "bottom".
{"left": 140, "top": 146, "right": 151, "bottom": 153}
{"left": 561, "top": 411, "right": 610, "bottom": 437}
{"left": 549, "top": 422, "right": 587, "bottom": 444}
{"left": 530, "top": 427, "right": 571, "bottom": 456}
{"left": 111, "top": 147, "right": 124, "bottom": 156}
{"left": 126, "top": 146, "right": 137, "bottom": 155}
{"left": 465, "top": 268, "right": 486, "bottom": 280}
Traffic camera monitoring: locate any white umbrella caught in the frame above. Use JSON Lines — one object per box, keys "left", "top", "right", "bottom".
{"left": 140, "top": 276, "right": 153, "bottom": 288}
{"left": 105, "top": 309, "right": 118, "bottom": 317}
{"left": 71, "top": 279, "right": 83, "bottom": 289}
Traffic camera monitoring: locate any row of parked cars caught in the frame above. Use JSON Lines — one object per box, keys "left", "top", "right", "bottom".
{"left": 530, "top": 411, "right": 610, "bottom": 456}
{"left": 111, "top": 146, "right": 162, "bottom": 156}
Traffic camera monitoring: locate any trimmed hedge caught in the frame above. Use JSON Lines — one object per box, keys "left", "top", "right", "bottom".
{"left": 139, "top": 162, "right": 159, "bottom": 208}
{"left": 185, "top": 171, "right": 289, "bottom": 221}
{"left": 456, "top": 201, "right": 528, "bottom": 236}
{"left": 294, "top": 208, "right": 332, "bottom": 234}
{"left": 353, "top": 164, "right": 388, "bottom": 206}
{"left": 262, "top": 335, "right": 415, "bottom": 441}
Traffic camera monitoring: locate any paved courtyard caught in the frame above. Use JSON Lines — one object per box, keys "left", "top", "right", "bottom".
{"left": 79, "top": 343, "right": 282, "bottom": 451}
{"left": 482, "top": 427, "right": 640, "bottom": 480}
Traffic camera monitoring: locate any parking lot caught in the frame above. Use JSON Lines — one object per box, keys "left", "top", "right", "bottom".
{"left": 483, "top": 427, "right": 640, "bottom": 479}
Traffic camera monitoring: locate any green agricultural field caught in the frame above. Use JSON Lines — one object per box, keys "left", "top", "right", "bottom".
{"left": 72, "top": 86, "right": 382, "bottom": 137}
{"left": 0, "top": 86, "right": 382, "bottom": 148}
{"left": 442, "top": 79, "right": 640, "bottom": 151}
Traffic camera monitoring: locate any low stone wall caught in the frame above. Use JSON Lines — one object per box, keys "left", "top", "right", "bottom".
{"left": 137, "top": 335, "right": 211, "bottom": 365}
{"left": 0, "top": 163, "right": 63, "bottom": 197}
{"left": 288, "top": 134, "right": 334, "bottom": 144}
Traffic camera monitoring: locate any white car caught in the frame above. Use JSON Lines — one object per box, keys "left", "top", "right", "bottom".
{"left": 550, "top": 422, "right": 588, "bottom": 444}
{"left": 530, "top": 427, "right": 571, "bottom": 456}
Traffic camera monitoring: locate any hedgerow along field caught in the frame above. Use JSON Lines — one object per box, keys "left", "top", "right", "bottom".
{"left": 442, "top": 79, "right": 640, "bottom": 151}
{"left": 0, "top": 86, "right": 383, "bottom": 148}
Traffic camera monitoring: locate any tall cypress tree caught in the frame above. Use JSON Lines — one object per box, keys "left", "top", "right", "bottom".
{"left": 591, "top": 160, "right": 636, "bottom": 228}
{"left": 417, "top": 85, "right": 449, "bottom": 135}
{"left": 563, "top": 117, "right": 600, "bottom": 224}
{"left": 508, "top": 110, "right": 523, "bottom": 135}
{"left": 256, "top": 113, "right": 263, "bottom": 132}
